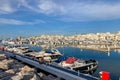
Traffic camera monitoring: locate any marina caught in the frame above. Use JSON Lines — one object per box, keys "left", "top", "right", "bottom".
{"left": 1, "top": 37, "right": 119, "bottom": 80}
{"left": 0, "top": 0, "right": 120, "bottom": 80}
{"left": 2, "top": 45, "right": 98, "bottom": 74}
{"left": 0, "top": 49, "right": 99, "bottom": 80}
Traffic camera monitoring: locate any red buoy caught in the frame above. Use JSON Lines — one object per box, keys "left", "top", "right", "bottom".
{"left": 99, "top": 71, "right": 110, "bottom": 80}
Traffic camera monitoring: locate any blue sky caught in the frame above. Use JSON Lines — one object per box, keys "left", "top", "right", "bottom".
{"left": 0, "top": 0, "right": 120, "bottom": 38}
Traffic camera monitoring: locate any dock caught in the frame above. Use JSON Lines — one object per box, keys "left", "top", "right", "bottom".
{"left": 3, "top": 50, "right": 99, "bottom": 80}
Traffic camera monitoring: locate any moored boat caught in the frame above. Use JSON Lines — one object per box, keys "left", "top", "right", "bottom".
{"left": 55, "top": 57, "right": 98, "bottom": 74}
{"left": 24, "top": 48, "right": 63, "bottom": 62}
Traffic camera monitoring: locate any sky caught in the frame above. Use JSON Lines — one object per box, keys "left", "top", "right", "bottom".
{"left": 0, "top": 0, "right": 120, "bottom": 39}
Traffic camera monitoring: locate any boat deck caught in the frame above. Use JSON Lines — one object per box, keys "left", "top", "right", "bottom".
{"left": 70, "top": 62, "right": 97, "bottom": 69}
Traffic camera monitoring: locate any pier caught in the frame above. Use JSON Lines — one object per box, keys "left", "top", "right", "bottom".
{"left": 3, "top": 50, "right": 99, "bottom": 80}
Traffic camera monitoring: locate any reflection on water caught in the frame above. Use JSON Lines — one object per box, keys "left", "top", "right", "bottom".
{"left": 107, "top": 52, "right": 110, "bottom": 56}
{"left": 116, "top": 49, "right": 120, "bottom": 54}
{"left": 57, "top": 47, "right": 120, "bottom": 80}
{"left": 104, "top": 49, "right": 120, "bottom": 56}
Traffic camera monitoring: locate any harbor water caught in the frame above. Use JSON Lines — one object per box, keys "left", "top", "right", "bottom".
{"left": 19, "top": 45, "right": 120, "bottom": 80}
{"left": 56, "top": 47, "right": 120, "bottom": 80}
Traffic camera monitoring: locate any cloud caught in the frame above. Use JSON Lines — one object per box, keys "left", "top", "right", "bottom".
{"left": 37, "top": 0, "right": 120, "bottom": 21}
{"left": 20, "top": 0, "right": 40, "bottom": 13}
{"left": 1, "top": 0, "right": 120, "bottom": 21}
{"left": 0, "top": 0, "right": 20, "bottom": 14}
{"left": 38, "top": 0, "right": 66, "bottom": 15}
{"left": 0, "top": 18, "right": 45, "bottom": 25}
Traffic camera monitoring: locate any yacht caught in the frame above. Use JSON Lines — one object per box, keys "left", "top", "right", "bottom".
{"left": 55, "top": 57, "right": 98, "bottom": 74}
{"left": 25, "top": 48, "right": 63, "bottom": 62}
